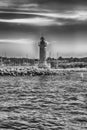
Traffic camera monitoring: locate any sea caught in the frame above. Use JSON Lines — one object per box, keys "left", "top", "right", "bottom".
{"left": 0, "top": 72, "right": 87, "bottom": 130}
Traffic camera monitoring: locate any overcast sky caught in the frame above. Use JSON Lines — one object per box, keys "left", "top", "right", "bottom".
{"left": 0, "top": 0, "right": 87, "bottom": 58}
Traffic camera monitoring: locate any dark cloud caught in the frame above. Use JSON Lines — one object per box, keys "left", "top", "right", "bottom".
{"left": 1, "top": 0, "right": 87, "bottom": 11}
{"left": 21, "top": 0, "right": 87, "bottom": 5}
{"left": 38, "top": 0, "right": 87, "bottom": 5}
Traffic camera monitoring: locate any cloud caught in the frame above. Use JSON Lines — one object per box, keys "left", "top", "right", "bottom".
{"left": 1, "top": 9, "right": 87, "bottom": 21}
{"left": 0, "top": 17, "right": 64, "bottom": 26}
{"left": 0, "top": 7, "right": 87, "bottom": 27}
{"left": 0, "top": 39, "right": 33, "bottom": 44}
{"left": 18, "top": 3, "right": 39, "bottom": 11}
{"left": 27, "top": 10, "right": 87, "bottom": 21}
{"left": 20, "top": 3, "right": 39, "bottom": 8}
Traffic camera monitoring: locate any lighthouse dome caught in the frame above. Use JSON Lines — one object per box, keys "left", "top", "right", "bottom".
{"left": 40, "top": 36, "right": 45, "bottom": 41}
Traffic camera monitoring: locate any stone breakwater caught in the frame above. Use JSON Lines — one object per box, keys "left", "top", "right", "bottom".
{"left": 0, "top": 66, "right": 59, "bottom": 76}
{"left": 0, "top": 66, "right": 87, "bottom": 76}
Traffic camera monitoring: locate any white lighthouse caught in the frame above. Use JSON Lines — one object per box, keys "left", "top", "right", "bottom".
{"left": 38, "top": 37, "right": 48, "bottom": 68}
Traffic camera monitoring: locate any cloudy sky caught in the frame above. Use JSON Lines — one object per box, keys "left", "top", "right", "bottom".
{"left": 0, "top": 0, "right": 87, "bottom": 58}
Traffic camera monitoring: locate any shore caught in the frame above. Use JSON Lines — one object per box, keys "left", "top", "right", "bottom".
{"left": 0, "top": 66, "right": 86, "bottom": 76}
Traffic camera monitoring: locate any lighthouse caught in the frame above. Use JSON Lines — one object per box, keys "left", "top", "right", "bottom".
{"left": 38, "top": 37, "right": 47, "bottom": 68}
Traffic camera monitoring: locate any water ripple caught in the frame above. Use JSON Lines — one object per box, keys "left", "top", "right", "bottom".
{"left": 0, "top": 73, "right": 87, "bottom": 129}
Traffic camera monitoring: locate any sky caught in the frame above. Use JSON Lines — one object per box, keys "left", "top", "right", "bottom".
{"left": 0, "top": 0, "right": 87, "bottom": 58}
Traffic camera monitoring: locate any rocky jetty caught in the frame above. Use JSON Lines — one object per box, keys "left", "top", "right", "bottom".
{"left": 0, "top": 66, "right": 86, "bottom": 76}
{"left": 0, "top": 66, "right": 56, "bottom": 76}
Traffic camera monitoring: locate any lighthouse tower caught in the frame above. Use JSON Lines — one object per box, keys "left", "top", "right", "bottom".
{"left": 38, "top": 36, "right": 47, "bottom": 68}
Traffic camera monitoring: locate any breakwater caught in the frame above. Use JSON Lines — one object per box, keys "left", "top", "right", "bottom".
{"left": 0, "top": 66, "right": 59, "bottom": 76}
{"left": 0, "top": 66, "right": 87, "bottom": 76}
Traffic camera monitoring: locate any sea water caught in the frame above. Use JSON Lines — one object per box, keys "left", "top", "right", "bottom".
{"left": 0, "top": 72, "right": 87, "bottom": 130}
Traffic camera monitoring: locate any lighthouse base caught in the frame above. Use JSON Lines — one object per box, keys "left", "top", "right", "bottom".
{"left": 38, "top": 62, "right": 50, "bottom": 69}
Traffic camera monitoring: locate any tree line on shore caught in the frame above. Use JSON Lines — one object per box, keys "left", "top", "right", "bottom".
{"left": 0, "top": 56, "right": 87, "bottom": 68}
